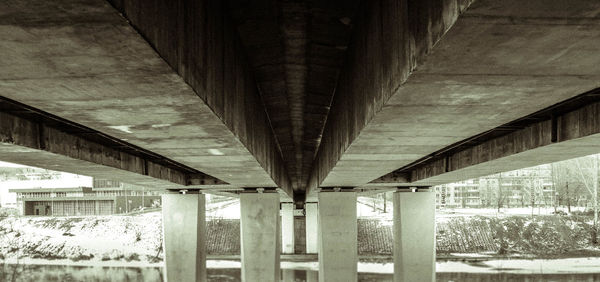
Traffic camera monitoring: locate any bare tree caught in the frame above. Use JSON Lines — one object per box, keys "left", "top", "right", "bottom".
{"left": 574, "top": 155, "right": 599, "bottom": 244}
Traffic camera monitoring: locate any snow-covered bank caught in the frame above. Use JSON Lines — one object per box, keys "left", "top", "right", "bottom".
{"left": 358, "top": 258, "right": 600, "bottom": 274}
{"left": 0, "top": 213, "right": 163, "bottom": 263}
{"left": 3, "top": 209, "right": 600, "bottom": 265}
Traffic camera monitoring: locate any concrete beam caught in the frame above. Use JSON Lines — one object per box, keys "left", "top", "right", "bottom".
{"left": 105, "top": 0, "right": 292, "bottom": 197}
{"left": 0, "top": 111, "right": 225, "bottom": 189}
{"left": 306, "top": 0, "right": 474, "bottom": 197}
{"left": 0, "top": 0, "right": 292, "bottom": 198}
{"left": 307, "top": 0, "right": 600, "bottom": 200}
{"left": 374, "top": 98, "right": 600, "bottom": 186}
{"left": 415, "top": 103, "right": 600, "bottom": 185}
{"left": 367, "top": 172, "right": 410, "bottom": 186}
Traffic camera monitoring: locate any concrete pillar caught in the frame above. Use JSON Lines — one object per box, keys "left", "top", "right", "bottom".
{"left": 240, "top": 192, "right": 281, "bottom": 282}
{"left": 318, "top": 191, "right": 357, "bottom": 282}
{"left": 162, "top": 193, "right": 206, "bottom": 282}
{"left": 305, "top": 202, "right": 318, "bottom": 254}
{"left": 393, "top": 190, "right": 436, "bottom": 282}
{"left": 281, "top": 202, "right": 295, "bottom": 254}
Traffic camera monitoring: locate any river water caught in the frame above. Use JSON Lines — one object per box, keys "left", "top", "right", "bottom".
{"left": 2, "top": 265, "right": 600, "bottom": 282}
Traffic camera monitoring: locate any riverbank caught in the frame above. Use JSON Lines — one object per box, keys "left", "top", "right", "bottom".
{"left": 1, "top": 210, "right": 599, "bottom": 264}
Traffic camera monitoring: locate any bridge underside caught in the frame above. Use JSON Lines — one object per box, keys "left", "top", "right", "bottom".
{"left": 0, "top": 0, "right": 599, "bottom": 204}
{"left": 2, "top": 0, "right": 599, "bottom": 281}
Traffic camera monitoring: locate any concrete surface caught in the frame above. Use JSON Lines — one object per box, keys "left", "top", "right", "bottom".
{"left": 162, "top": 193, "right": 206, "bottom": 282}
{"left": 240, "top": 193, "right": 281, "bottom": 282}
{"left": 318, "top": 192, "right": 357, "bottom": 282}
{"left": 393, "top": 191, "right": 436, "bottom": 282}
{"left": 0, "top": 0, "right": 599, "bottom": 206}
{"left": 305, "top": 203, "right": 318, "bottom": 254}
{"left": 281, "top": 203, "right": 295, "bottom": 254}
{"left": 0, "top": 0, "right": 291, "bottom": 198}
{"left": 308, "top": 0, "right": 600, "bottom": 199}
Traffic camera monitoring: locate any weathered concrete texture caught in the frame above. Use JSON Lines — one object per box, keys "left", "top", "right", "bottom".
{"left": 0, "top": 0, "right": 291, "bottom": 197}
{"left": 394, "top": 191, "right": 435, "bottom": 282}
{"left": 411, "top": 103, "right": 600, "bottom": 186}
{"left": 240, "top": 193, "right": 281, "bottom": 282}
{"left": 281, "top": 203, "right": 295, "bottom": 254}
{"left": 307, "top": 0, "right": 600, "bottom": 199}
{"left": 306, "top": 0, "right": 475, "bottom": 197}
{"left": 162, "top": 193, "right": 206, "bottom": 282}
{"left": 305, "top": 202, "right": 318, "bottom": 254}
{"left": 228, "top": 0, "right": 360, "bottom": 192}
{"left": 0, "top": 112, "right": 225, "bottom": 189}
{"left": 318, "top": 192, "right": 357, "bottom": 282}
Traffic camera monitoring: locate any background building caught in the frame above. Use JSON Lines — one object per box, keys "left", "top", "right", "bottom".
{"left": 436, "top": 165, "right": 555, "bottom": 209}
{"left": 11, "top": 179, "right": 161, "bottom": 216}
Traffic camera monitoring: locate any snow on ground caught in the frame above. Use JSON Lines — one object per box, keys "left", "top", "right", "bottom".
{"left": 206, "top": 199, "right": 240, "bottom": 219}
{"left": 360, "top": 257, "right": 600, "bottom": 274}
{"left": 0, "top": 212, "right": 163, "bottom": 262}
{"left": 438, "top": 207, "right": 586, "bottom": 218}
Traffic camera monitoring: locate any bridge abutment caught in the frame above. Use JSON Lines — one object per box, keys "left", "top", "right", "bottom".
{"left": 393, "top": 190, "right": 436, "bottom": 282}
{"left": 162, "top": 193, "right": 207, "bottom": 282}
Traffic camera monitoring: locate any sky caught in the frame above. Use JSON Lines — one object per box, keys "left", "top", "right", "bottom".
{"left": 0, "top": 160, "right": 92, "bottom": 207}
{"left": 0, "top": 161, "right": 28, "bottom": 168}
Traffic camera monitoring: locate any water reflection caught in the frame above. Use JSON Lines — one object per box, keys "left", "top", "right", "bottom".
{"left": 2, "top": 265, "right": 600, "bottom": 281}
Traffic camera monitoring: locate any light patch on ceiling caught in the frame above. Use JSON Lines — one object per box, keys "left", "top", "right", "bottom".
{"left": 151, "top": 123, "right": 171, "bottom": 128}
{"left": 339, "top": 17, "right": 351, "bottom": 25}
{"left": 208, "top": 149, "right": 225, "bottom": 156}
{"left": 107, "top": 125, "right": 133, "bottom": 134}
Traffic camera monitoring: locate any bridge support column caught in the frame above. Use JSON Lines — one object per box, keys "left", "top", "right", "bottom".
{"left": 305, "top": 202, "right": 318, "bottom": 254}
{"left": 281, "top": 202, "right": 295, "bottom": 254}
{"left": 240, "top": 192, "right": 281, "bottom": 282}
{"left": 162, "top": 192, "right": 206, "bottom": 282}
{"left": 393, "top": 189, "right": 436, "bottom": 282}
{"left": 318, "top": 191, "right": 357, "bottom": 282}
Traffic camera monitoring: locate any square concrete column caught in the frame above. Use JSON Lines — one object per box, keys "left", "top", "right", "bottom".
{"left": 240, "top": 192, "right": 281, "bottom": 282}
{"left": 305, "top": 202, "right": 318, "bottom": 254}
{"left": 318, "top": 191, "right": 357, "bottom": 282}
{"left": 281, "top": 202, "right": 295, "bottom": 254}
{"left": 393, "top": 190, "right": 436, "bottom": 282}
{"left": 162, "top": 193, "right": 206, "bottom": 282}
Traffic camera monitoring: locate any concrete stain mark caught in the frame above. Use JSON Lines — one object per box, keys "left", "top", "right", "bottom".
{"left": 151, "top": 124, "right": 171, "bottom": 128}
{"left": 107, "top": 125, "right": 132, "bottom": 134}
{"left": 208, "top": 149, "right": 225, "bottom": 156}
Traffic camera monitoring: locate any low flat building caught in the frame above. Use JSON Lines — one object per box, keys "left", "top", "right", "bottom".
{"left": 10, "top": 182, "right": 161, "bottom": 216}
